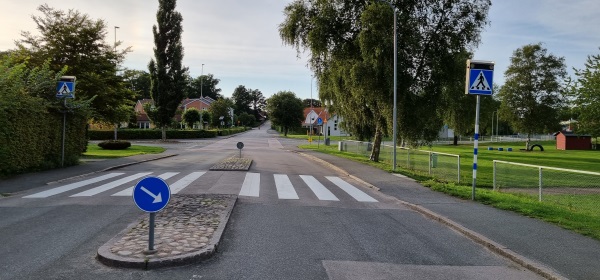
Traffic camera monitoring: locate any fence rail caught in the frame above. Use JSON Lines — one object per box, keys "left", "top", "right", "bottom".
{"left": 493, "top": 160, "right": 600, "bottom": 201}
{"left": 338, "top": 141, "right": 461, "bottom": 183}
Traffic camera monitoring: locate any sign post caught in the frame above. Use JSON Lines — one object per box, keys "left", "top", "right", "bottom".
{"left": 237, "top": 142, "right": 244, "bottom": 158}
{"left": 56, "top": 76, "right": 76, "bottom": 167}
{"left": 465, "top": 59, "right": 494, "bottom": 200}
{"left": 317, "top": 118, "right": 323, "bottom": 148}
{"left": 133, "top": 177, "right": 171, "bottom": 254}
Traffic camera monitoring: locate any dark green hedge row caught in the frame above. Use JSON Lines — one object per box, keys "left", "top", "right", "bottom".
{"left": 218, "top": 127, "right": 247, "bottom": 136}
{"left": 98, "top": 140, "right": 131, "bottom": 150}
{"left": 0, "top": 95, "right": 88, "bottom": 176}
{"left": 88, "top": 129, "right": 220, "bottom": 140}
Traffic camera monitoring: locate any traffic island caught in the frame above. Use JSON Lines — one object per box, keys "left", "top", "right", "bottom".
{"left": 97, "top": 194, "right": 237, "bottom": 269}
{"left": 209, "top": 157, "right": 252, "bottom": 171}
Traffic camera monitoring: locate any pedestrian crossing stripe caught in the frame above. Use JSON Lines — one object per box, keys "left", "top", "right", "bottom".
{"left": 274, "top": 174, "right": 299, "bottom": 199}
{"left": 239, "top": 173, "right": 260, "bottom": 197}
{"left": 23, "top": 173, "right": 124, "bottom": 198}
{"left": 112, "top": 172, "right": 179, "bottom": 197}
{"left": 22, "top": 172, "right": 379, "bottom": 203}
{"left": 300, "top": 175, "right": 339, "bottom": 201}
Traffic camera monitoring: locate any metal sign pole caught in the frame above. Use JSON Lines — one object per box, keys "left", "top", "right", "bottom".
{"left": 472, "top": 95, "right": 481, "bottom": 200}
{"left": 61, "top": 98, "right": 66, "bottom": 167}
{"left": 133, "top": 176, "right": 171, "bottom": 255}
{"left": 318, "top": 125, "right": 321, "bottom": 149}
{"left": 147, "top": 213, "right": 156, "bottom": 253}
{"left": 465, "top": 59, "right": 494, "bottom": 201}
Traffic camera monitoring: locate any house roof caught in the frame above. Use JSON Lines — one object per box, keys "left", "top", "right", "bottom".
{"left": 304, "top": 107, "right": 327, "bottom": 125}
{"left": 553, "top": 131, "right": 591, "bottom": 137}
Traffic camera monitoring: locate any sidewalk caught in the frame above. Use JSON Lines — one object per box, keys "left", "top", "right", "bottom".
{"left": 299, "top": 149, "right": 600, "bottom": 280}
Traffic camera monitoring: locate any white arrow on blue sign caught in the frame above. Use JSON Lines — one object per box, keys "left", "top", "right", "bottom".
{"left": 133, "top": 177, "right": 171, "bottom": 213}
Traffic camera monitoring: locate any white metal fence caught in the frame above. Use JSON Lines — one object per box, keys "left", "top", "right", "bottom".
{"left": 338, "top": 141, "right": 461, "bottom": 183}
{"left": 493, "top": 160, "right": 600, "bottom": 201}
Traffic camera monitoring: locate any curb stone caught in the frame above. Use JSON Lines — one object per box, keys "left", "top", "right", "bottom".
{"left": 97, "top": 194, "right": 238, "bottom": 269}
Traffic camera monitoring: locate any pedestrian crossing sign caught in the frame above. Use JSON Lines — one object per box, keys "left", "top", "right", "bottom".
{"left": 465, "top": 60, "right": 494, "bottom": 95}
{"left": 56, "top": 76, "right": 76, "bottom": 98}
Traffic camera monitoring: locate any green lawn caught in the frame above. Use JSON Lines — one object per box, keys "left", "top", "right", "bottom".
{"left": 426, "top": 141, "right": 600, "bottom": 187}
{"left": 299, "top": 141, "right": 600, "bottom": 240}
{"left": 83, "top": 144, "right": 165, "bottom": 159}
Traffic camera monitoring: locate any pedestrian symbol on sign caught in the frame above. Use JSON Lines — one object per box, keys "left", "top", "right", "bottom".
{"left": 58, "top": 83, "right": 71, "bottom": 95}
{"left": 470, "top": 71, "right": 491, "bottom": 91}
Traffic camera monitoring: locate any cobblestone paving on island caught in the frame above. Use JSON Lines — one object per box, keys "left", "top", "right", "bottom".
{"left": 209, "top": 157, "right": 252, "bottom": 171}
{"left": 110, "top": 195, "right": 231, "bottom": 260}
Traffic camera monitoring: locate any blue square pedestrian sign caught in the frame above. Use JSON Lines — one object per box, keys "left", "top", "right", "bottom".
{"left": 466, "top": 60, "right": 494, "bottom": 95}
{"left": 56, "top": 81, "right": 75, "bottom": 98}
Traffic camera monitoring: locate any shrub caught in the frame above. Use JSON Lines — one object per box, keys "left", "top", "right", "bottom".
{"left": 98, "top": 140, "right": 131, "bottom": 150}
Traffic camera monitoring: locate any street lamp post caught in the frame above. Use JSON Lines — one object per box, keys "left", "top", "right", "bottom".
{"left": 114, "top": 26, "right": 119, "bottom": 51}
{"left": 491, "top": 111, "right": 496, "bottom": 142}
{"left": 200, "top": 64, "right": 204, "bottom": 129}
{"left": 491, "top": 110, "right": 499, "bottom": 142}
{"left": 114, "top": 26, "right": 120, "bottom": 140}
{"left": 310, "top": 76, "right": 314, "bottom": 144}
{"left": 379, "top": 0, "right": 398, "bottom": 171}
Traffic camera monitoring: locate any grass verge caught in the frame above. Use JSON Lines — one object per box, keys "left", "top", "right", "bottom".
{"left": 299, "top": 143, "right": 600, "bottom": 241}
{"left": 82, "top": 144, "right": 165, "bottom": 159}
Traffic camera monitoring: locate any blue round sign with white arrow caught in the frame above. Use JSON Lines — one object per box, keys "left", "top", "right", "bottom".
{"left": 133, "top": 177, "right": 171, "bottom": 213}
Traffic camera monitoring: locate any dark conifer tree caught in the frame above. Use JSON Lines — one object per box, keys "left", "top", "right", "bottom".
{"left": 147, "top": 0, "right": 188, "bottom": 140}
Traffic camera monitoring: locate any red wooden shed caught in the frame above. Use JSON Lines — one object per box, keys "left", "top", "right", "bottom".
{"left": 554, "top": 131, "right": 592, "bottom": 150}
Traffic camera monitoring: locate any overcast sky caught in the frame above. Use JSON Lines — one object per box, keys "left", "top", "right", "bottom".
{"left": 1, "top": 0, "right": 598, "bottom": 101}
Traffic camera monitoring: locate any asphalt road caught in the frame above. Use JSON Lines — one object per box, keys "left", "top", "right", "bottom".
{"left": 0, "top": 124, "right": 543, "bottom": 280}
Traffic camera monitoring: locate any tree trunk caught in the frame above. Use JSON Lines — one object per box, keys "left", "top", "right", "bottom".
{"left": 162, "top": 126, "right": 167, "bottom": 141}
{"left": 453, "top": 135, "right": 458, "bottom": 145}
{"left": 526, "top": 133, "right": 531, "bottom": 150}
{"left": 114, "top": 124, "right": 118, "bottom": 140}
{"left": 284, "top": 126, "right": 288, "bottom": 136}
{"left": 369, "top": 127, "right": 382, "bottom": 162}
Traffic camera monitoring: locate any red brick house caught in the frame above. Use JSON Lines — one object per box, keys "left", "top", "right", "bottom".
{"left": 134, "top": 97, "right": 216, "bottom": 129}
{"left": 554, "top": 131, "right": 592, "bottom": 150}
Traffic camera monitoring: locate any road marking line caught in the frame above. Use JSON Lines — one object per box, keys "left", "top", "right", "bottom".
{"left": 23, "top": 173, "right": 125, "bottom": 198}
{"left": 299, "top": 175, "right": 339, "bottom": 201}
{"left": 70, "top": 172, "right": 152, "bottom": 197}
{"left": 274, "top": 174, "right": 299, "bottom": 199}
{"left": 268, "top": 139, "right": 284, "bottom": 149}
{"left": 326, "top": 176, "right": 378, "bottom": 202}
{"left": 239, "top": 173, "right": 260, "bottom": 197}
{"left": 112, "top": 172, "right": 178, "bottom": 197}
{"left": 170, "top": 172, "right": 205, "bottom": 194}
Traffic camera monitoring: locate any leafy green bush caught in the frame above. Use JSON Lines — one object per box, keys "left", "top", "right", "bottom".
{"left": 98, "top": 140, "right": 131, "bottom": 150}
{"left": 0, "top": 56, "right": 89, "bottom": 176}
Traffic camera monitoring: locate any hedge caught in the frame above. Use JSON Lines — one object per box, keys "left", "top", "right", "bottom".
{"left": 0, "top": 96, "right": 88, "bottom": 176}
{"left": 88, "top": 129, "right": 219, "bottom": 140}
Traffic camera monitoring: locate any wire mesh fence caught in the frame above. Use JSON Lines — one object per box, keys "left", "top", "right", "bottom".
{"left": 493, "top": 160, "right": 600, "bottom": 201}
{"left": 339, "top": 141, "right": 461, "bottom": 183}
